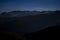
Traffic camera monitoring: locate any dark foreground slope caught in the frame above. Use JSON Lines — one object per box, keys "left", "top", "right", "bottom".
{"left": 0, "top": 25, "right": 60, "bottom": 40}
{"left": 24, "top": 25, "right": 60, "bottom": 40}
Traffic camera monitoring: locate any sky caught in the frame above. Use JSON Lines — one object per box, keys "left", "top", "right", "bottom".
{"left": 0, "top": 0, "right": 60, "bottom": 13}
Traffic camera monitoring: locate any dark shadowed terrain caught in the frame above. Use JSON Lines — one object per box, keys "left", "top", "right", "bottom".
{"left": 0, "top": 10, "right": 60, "bottom": 40}
{"left": 24, "top": 25, "right": 60, "bottom": 40}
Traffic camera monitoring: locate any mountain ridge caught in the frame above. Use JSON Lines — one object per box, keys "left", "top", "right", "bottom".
{"left": 0, "top": 10, "right": 60, "bottom": 17}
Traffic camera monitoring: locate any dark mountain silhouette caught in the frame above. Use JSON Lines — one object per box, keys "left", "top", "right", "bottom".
{"left": 47, "top": 10, "right": 60, "bottom": 15}
{"left": 54, "top": 10, "right": 60, "bottom": 15}
{"left": 0, "top": 10, "right": 60, "bottom": 40}
{"left": 0, "top": 10, "right": 60, "bottom": 17}
{"left": 0, "top": 10, "right": 60, "bottom": 34}
{"left": 1, "top": 12, "right": 10, "bottom": 15}
{"left": 0, "top": 12, "right": 11, "bottom": 17}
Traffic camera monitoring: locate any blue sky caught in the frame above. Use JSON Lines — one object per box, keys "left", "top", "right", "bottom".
{"left": 0, "top": 0, "right": 60, "bottom": 12}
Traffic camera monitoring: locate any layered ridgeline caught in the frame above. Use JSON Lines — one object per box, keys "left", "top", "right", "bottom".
{"left": 0, "top": 10, "right": 60, "bottom": 35}
{"left": 0, "top": 11, "right": 41, "bottom": 17}
{"left": 0, "top": 10, "right": 60, "bottom": 17}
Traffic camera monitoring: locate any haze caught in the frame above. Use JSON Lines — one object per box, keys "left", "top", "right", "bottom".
{"left": 0, "top": 0, "right": 60, "bottom": 13}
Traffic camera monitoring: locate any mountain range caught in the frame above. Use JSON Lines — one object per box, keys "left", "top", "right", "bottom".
{"left": 0, "top": 10, "right": 60, "bottom": 17}
{"left": 0, "top": 10, "right": 60, "bottom": 35}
